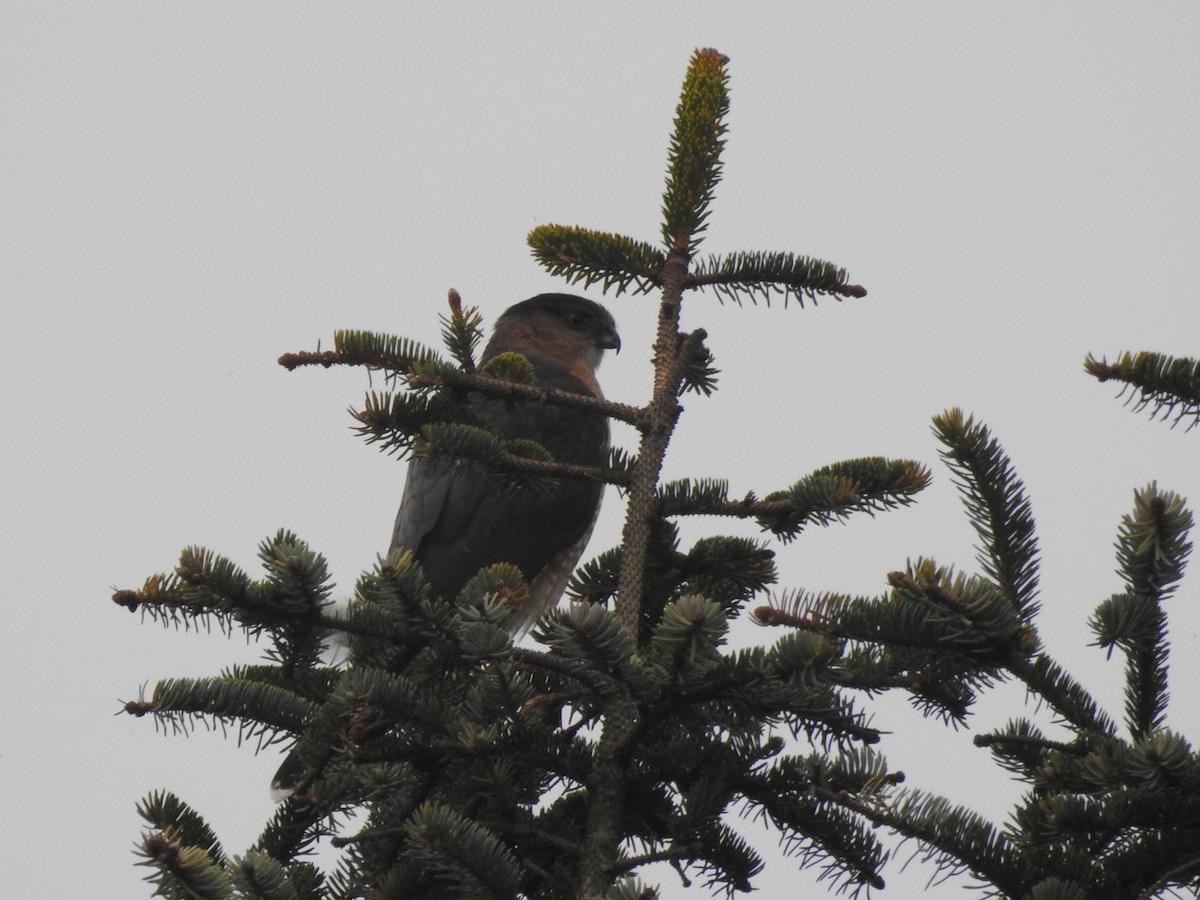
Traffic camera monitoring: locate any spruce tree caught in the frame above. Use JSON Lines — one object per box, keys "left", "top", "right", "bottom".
{"left": 115, "top": 49, "right": 1200, "bottom": 899}
{"left": 757, "top": 404, "right": 1200, "bottom": 898}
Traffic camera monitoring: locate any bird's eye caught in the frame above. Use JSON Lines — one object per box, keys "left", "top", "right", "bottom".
{"left": 567, "top": 312, "right": 588, "bottom": 330}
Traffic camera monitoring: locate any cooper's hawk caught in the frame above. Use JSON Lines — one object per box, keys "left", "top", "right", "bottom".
{"left": 271, "top": 293, "right": 618, "bottom": 799}
{"left": 389, "top": 292, "right": 619, "bottom": 628}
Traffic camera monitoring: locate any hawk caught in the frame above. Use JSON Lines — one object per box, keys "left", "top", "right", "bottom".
{"left": 390, "top": 293, "right": 620, "bottom": 629}
{"left": 271, "top": 293, "right": 618, "bottom": 799}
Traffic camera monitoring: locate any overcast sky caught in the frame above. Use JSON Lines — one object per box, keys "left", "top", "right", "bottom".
{"left": 4, "top": 4, "right": 1199, "bottom": 897}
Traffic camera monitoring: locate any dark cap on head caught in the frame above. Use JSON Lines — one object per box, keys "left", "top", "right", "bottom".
{"left": 499, "top": 294, "right": 620, "bottom": 354}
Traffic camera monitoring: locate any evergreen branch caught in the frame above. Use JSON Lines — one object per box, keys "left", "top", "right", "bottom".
{"left": 740, "top": 750, "right": 896, "bottom": 891}
{"left": 137, "top": 830, "right": 234, "bottom": 900}
{"left": 660, "top": 48, "right": 730, "bottom": 254}
{"left": 136, "top": 792, "right": 234, "bottom": 899}
{"left": 289, "top": 332, "right": 648, "bottom": 434}
{"left": 533, "top": 604, "right": 654, "bottom": 702}
{"left": 933, "top": 407, "right": 1041, "bottom": 620}
{"left": 655, "top": 477, "right": 731, "bottom": 515}
{"left": 415, "top": 422, "right": 634, "bottom": 489}
{"left": 764, "top": 630, "right": 845, "bottom": 683}
{"left": 333, "top": 552, "right": 470, "bottom": 663}
{"left": 406, "top": 366, "right": 648, "bottom": 429}
{"left": 661, "top": 645, "right": 881, "bottom": 747}
{"left": 146, "top": 675, "right": 318, "bottom": 739}
{"left": 673, "top": 494, "right": 796, "bottom": 521}
{"left": 262, "top": 771, "right": 411, "bottom": 865}
{"left": 527, "top": 225, "right": 666, "bottom": 295}
{"left": 138, "top": 791, "right": 228, "bottom": 868}
{"left": 677, "top": 328, "right": 719, "bottom": 396}
{"left": 223, "top": 665, "right": 344, "bottom": 724}
{"left": 973, "top": 720, "right": 1088, "bottom": 782}
{"left": 756, "top": 582, "right": 999, "bottom": 654}
{"left": 568, "top": 546, "right": 623, "bottom": 606}
{"left": 884, "top": 562, "right": 1028, "bottom": 654}
{"left": 758, "top": 563, "right": 1115, "bottom": 736}
{"left": 456, "top": 564, "right": 547, "bottom": 635}
{"left": 297, "top": 351, "right": 643, "bottom": 462}
{"left": 1093, "top": 484, "right": 1192, "bottom": 741}
{"left": 1015, "top": 785, "right": 1200, "bottom": 882}
{"left": 605, "top": 446, "right": 638, "bottom": 490}
{"left": 755, "top": 573, "right": 1019, "bottom": 724}
{"left": 774, "top": 688, "right": 882, "bottom": 750}
{"left": 1114, "top": 484, "right": 1193, "bottom": 602}
{"left": 1063, "top": 730, "right": 1195, "bottom": 796}
{"left": 827, "top": 788, "right": 1025, "bottom": 898}
{"left": 1085, "top": 351, "right": 1200, "bottom": 431}
{"left": 787, "top": 808, "right": 889, "bottom": 893}
{"left": 113, "top": 545, "right": 284, "bottom": 638}
{"left": 607, "top": 844, "right": 699, "bottom": 877}
{"left": 278, "top": 330, "right": 442, "bottom": 375}
{"left": 679, "top": 823, "right": 764, "bottom": 893}
{"left": 175, "top": 546, "right": 254, "bottom": 601}
{"left": 415, "top": 421, "right": 520, "bottom": 476}
{"left": 477, "top": 816, "right": 584, "bottom": 859}
{"left": 335, "top": 667, "right": 449, "bottom": 734}
{"left": 479, "top": 349, "right": 536, "bottom": 384}
{"left": 440, "top": 288, "right": 483, "bottom": 372}
{"left": 404, "top": 802, "right": 525, "bottom": 898}
{"left": 663, "top": 493, "right": 809, "bottom": 524}
{"left": 509, "top": 646, "right": 616, "bottom": 696}
{"left": 228, "top": 849, "right": 299, "bottom": 900}
{"left": 113, "top": 576, "right": 238, "bottom": 636}
{"left": 1008, "top": 653, "right": 1118, "bottom": 737}
{"left": 686, "top": 251, "right": 867, "bottom": 305}
{"left": 114, "top": 537, "right": 337, "bottom": 664}
{"left": 276, "top": 860, "right": 330, "bottom": 900}
{"left": 350, "top": 388, "right": 473, "bottom": 458}
{"left": 1091, "top": 590, "right": 1171, "bottom": 742}
{"left": 757, "top": 457, "right": 931, "bottom": 542}
{"left": 648, "top": 594, "right": 727, "bottom": 682}
{"left": 248, "top": 534, "right": 331, "bottom": 624}
{"left": 678, "top": 536, "right": 777, "bottom": 614}
{"left": 216, "top": 563, "right": 438, "bottom": 659}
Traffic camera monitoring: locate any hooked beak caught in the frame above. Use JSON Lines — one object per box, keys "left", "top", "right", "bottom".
{"left": 600, "top": 328, "right": 621, "bottom": 354}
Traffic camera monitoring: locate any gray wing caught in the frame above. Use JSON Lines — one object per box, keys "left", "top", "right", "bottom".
{"left": 387, "top": 363, "right": 608, "bottom": 617}
{"left": 388, "top": 456, "right": 455, "bottom": 557}
{"left": 513, "top": 508, "right": 602, "bottom": 634}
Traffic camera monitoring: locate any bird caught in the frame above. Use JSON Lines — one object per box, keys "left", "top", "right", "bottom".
{"left": 271, "top": 293, "right": 619, "bottom": 800}
{"left": 389, "top": 292, "right": 620, "bottom": 629}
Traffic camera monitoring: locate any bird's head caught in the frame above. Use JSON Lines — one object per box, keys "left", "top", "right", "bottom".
{"left": 487, "top": 294, "right": 621, "bottom": 376}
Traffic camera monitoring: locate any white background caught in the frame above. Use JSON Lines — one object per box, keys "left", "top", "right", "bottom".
{"left": 3, "top": 4, "right": 1198, "bottom": 897}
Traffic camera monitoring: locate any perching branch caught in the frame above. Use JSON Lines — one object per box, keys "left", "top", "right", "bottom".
{"left": 280, "top": 347, "right": 647, "bottom": 430}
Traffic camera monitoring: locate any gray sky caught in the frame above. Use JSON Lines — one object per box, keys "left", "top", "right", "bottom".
{"left": 4, "top": 4, "right": 1199, "bottom": 897}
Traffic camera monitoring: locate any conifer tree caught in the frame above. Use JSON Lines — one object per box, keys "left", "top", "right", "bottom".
{"left": 115, "top": 48, "right": 926, "bottom": 899}
{"left": 757, "top": 405, "right": 1200, "bottom": 898}
{"left": 114, "top": 49, "right": 1200, "bottom": 899}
